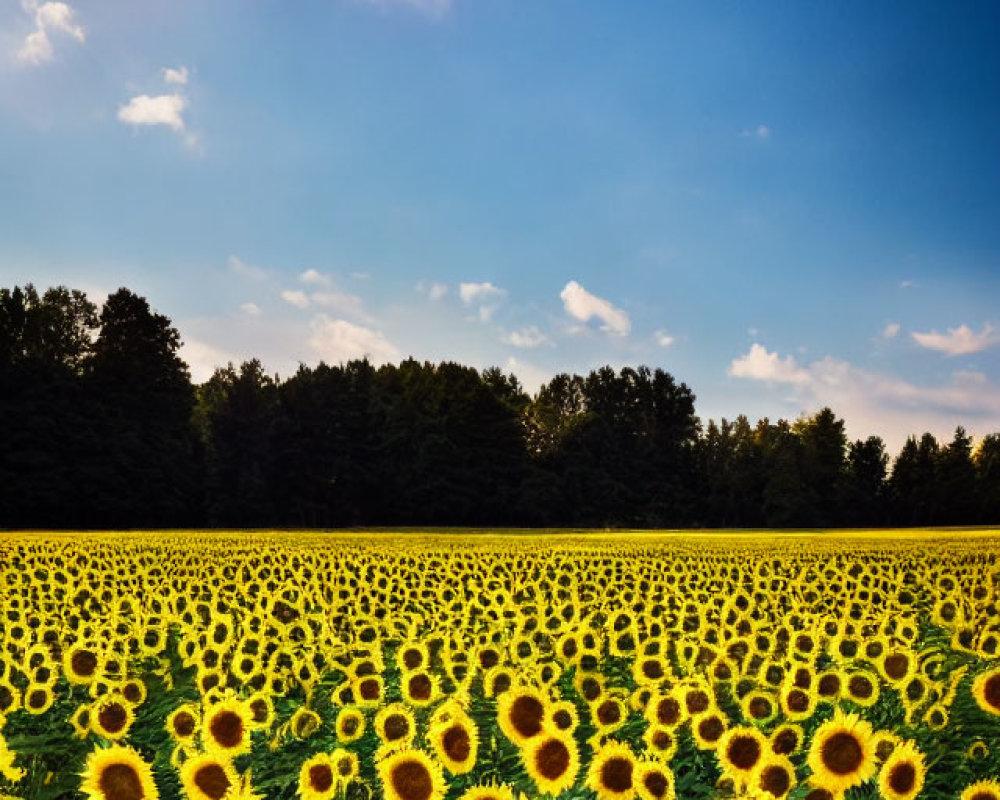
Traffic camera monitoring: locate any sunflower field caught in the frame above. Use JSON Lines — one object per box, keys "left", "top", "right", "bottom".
{"left": 1, "top": 530, "right": 999, "bottom": 800}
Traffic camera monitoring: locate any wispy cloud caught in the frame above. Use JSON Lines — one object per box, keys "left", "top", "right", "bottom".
{"left": 504, "top": 326, "right": 550, "bottom": 349}
{"left": 280, "top": 290, "right": 310, "bottom": 309}
{"left": 118, "top": 67, "right": 200, "bottom": 148}
{"left": 240, "top": 302, "right": 261, "bottom": 316}
{"left": 655, "top": 330, "right": 676, "bottom": 348}
{"left": 299, "top": 269, "right": 332, "bottom": 287}
{"left": 16, "top": 1, "right": 85, "bottom": 65}
{"left": 311, "top": 290, "right": 372, "bottom": 322}
{"left": 560, "top": 280, "right": 630, "bottom": 336}
{"left": 739, "top": 124, "right": 771, "bottom": 140}
{"left": 911, "top": 323, "right": 1000, "bottom": 356}
{"left": 460, "top": 281, "right": 506, "bottom": 322}
{"left": 882, "top": 322, "right": 901, "bottom": 339}
{"left": 229, "top": 255, "right": 269, "bottom": 281}
{"left": 308, "top": 315, "right": 399, "bottom": 364}
{"left": 163, "top": 66, "right": 189, "bottom": 85}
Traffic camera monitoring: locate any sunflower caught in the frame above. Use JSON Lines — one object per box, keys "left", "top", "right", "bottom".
{"left": 716, "top": 727, "right": 768, "bottom": 787}
{"left": 587, "top": 742, "right": 637, "bottom": 800}
{"left": 814, "top": 671, "right": 842, "bottom": 704}
{"left": 298, "top": 753, "right": 338, "bottom": 800}
{"left": 971, "top": 667, "right": 1000, "bottom": 717}
{"left": 70, "top": 703, "right": 93, "bottom": 739}
{"left": 376, "top": 704, "right": 417, "bottom": 751}
{"left": 79, "top": 744, "right": 159, "bottom": 800}
{"left": 378, "top": 750, "right": 446, "bottom": 800}
{"left": 482, "top": 666, "right": 515, "bottom": 698}
{"left": 290, "top": 708, "right": 322, "bottom": 740}
{"left": 455, "top": 783, "right": 516, "bottom": 800}
{"left": 967, "top": 740, "right": 989, "bottom": 762}
{"left": 65, "top": 644, "right": 102, "bottom": 686}
{"left": 429, "top": 712, "right": 478, "bottom": 774}
{"left": 877, "top": 741, "right": 925, "bottom": 800}
{"left": 336, "top": 707, "right": 366, "bottom": 744}
{"left": 202, "top": 697, "right": 252, "bottom": 759}
{"left": 633, "top": 655, "right": 671, "bottom": 687}
{"left": 522, "top": 731, "right": 580, "bottom": 797}
{"left": 401, "top": 671, "right": 438, "bottom": 707}
{"left": 23, "top": 683, "right": 54, "bottom": 716}
{"left": 644, "top": 691, "right": 687, "bottom": 729}
{"left": 497, "top": 686, "right": 549, "bottom": 746}
{"left": 740, "top": 691, "right": 777, "bottom": 725}
{"left": 635, "top": 760, "right": 675, "bottom": 800}
{"left": 0, "top": 682, "right": 18, "bottom": 715}
{"left": 751, "top": 755, "right": 796, "bottom": 799}
{"left": 769, "top": 724, "right": 803, "bottom": 756}
{"left": 246, "top": 692, "right": 274, "bottom": 730}
{"left": 961, "top": 780, "right": 1000, "bottom": 800}
{"left": 548, "top": 700, "right": 579, "bottom": 734}
{"left": 91, "top": 695, "right": 135, "bottom": 741}
{"left": 180, "top": 753, "right": 239, "bottom": 800}
{"left": 642, "top": 725, "right": 678, "bottom": 763}
{"left": 591, "top": 696, "right": 627, "bottom": 734}
{"left": 843, "top": 671, "right": 879, "bottom": 707}
{"left": 806, "top": 710, "right": 877, "bottom": 794}
{"left": 690, "top": 711, "right": 727, "bottom": 751}
{"left": 397, "top": 642, "right": 430, "bottom": 674}
{"left": 165, "top": 705, "right": 199, "bottom": 745}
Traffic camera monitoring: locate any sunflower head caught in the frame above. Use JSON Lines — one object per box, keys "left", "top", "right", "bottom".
{"left": 752, "top": 755, "right": 796, "bottom": 799}
{"left": 202, "top": 697, "right": 252, "bottom": 758}
{"left": 806, "top": 710, "right": 877, "bottom": 794}
{"left": 336, "top": 707, "right": 366, "bottom": 744}
{"left": 717, "top": 727, "right": 768, "bottom": 784}
{"left": 496, "top": 686, "right": 548, "bottom": 746}
{"left": 180, "top": 753, "right": 239, "bottom": 800}
{"left": 587, "top": 742, "right": 637, "bottom": 800}
{"left": 79, "top": 744, "right": 159, "bottom": 800}
{"left": 298, "top": 753, "right": 338, "bottom": 800}
{"left": 91, "top": 694, "right": 134, "bottom": 741}
{"left": 377, "top": 749, "right": 446, "bottom": 800}
{"left": 165, "top": 705, "right": 199, "bottom": 743}
{"left": 972, "top": 667, "right": 1000, "bottom": 717}
{"left": 960, "top": 779, "right": 1000, "bottom": 800}
{"left": 878, "top": 741, "right": 925, "bottom": 800}
{"left": 522, "top": 731, "right": 579, "bottom": 797}
{"left": 635, "top": 761, "right": 675, "bottom": 800}
{"left": 429, "top": 713, "right": 478, "bottom": 775}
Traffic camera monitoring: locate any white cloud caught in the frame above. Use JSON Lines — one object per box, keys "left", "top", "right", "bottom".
{"left": 428, "top": 283, "right": 449, "bottom": 300}
{"left": 117, "top": 93, "right": 187, "bottom": 132}
{"left": 460, "top": 281, "right": 505, "bottom": 322}
{"left": 163, "top": 66, "right": 188, "bottom": 85}
{"left": 459, "top": 282, "right": 504, "bottom": 304}
{"left": 900, "top": 279, "right": 916, "bottom": 289}
{"left": 17, "top": 1, "right": 84, "bottom": 65}
{"left": 727, "top": 343, "right": 1000, "bottom": 452}
{"left": 240, "top": 302, "right": 261, "bottom": 316}
{"left": 504, "top": 357, "right": 551, "bottom": 396}
{"left": 882, "top": 322, "right": 901, "bottom": 339}
{"left": 740, "top": 124, "right": 771, "bottom": 139}
{"left": 179, "top": 337, "right": 239, "bottom": 384}
{"left": 560, "top": 280, "right": 630, "bottom": 336}
{"left": 504, "top": 326, "right": 549, "bottom": 349}
{"left": 228, "top": 255, "right": 269, "bottom": 281}
{"left": 911, "top": 323, "right": 1000, "bottom": 356}
{"left": 311, "top": 291, "right": 372, "bottom": 322}
{"left": 308, "top": 315, "right": 399, "bottom": 364}
{"left": 280, "top": 290, "right": 310, "bottom": 309}
{"left": 729, "top": 343, "right": 810, "bottom": 385}
{"left": 299, "top": 268, "right": 332, "bottom": 287}
{"left": 655, "top": 330, "right": 676, "bottom": 348}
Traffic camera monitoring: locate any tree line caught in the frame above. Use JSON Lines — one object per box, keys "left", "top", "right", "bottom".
{"left": 2, "top": 284, "right": 998, "bottom": 529}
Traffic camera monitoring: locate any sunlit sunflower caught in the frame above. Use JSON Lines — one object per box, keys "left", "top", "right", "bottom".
{"left": 91, "top": 695, "right": 135, "bottom": 741}
{"left": 971, "top": 667, "right": 1000, "bottom": 717}
{"left": 769, "top": 724, "right": 803, "bottom": 757}
{"left": 335, "top": 707, "right": 365, "bottom": 744}
{"left": 0, "top": 682, "right": 19, "bottom": 716}
{"left": 547, "top": 700, "right": 579, "bottom": 734}
{"left": 587, "top": 742, "right": 638, "bottom": 800}
{"left": 967, "top": 740, "right": 989, "bottom": 762}
{"left": 877, "top": 741, "right": 925, "bottom": 800}
{"left": 429, "top": 712, "right": 478, "bottom": 774}
{"left": 455, "top": 783, "right": 516, "bottom": 800}
{"left": 644, "top": 691, "right": 687, "bottom": 730}
{"left": 298, "top": 753, "right": 338, "bottom": 800}
{"left": 843, "top": 671, "right": 879, "bottom": 707}
{"left": 961, "top": 780, "right": 1000, "bottom": 800}
{"left": 806, "top": 710, "right": 877, "bottom": 794}
{"left": 690, "top": 711, "right": 727, "bottom": 751}
{"left": 643, "top": 725, "right": 678, "bottom": 763}
{"left": 376, "top": 704, "right": 417, "bottom": 752}
{"left": 165, "top": 705, "right": 199, "bottom": 746}
{"left": 64, "top": 644, "right": 102, "bottom": 686}
{"left": 522, "top": 731, "right": 580, "bottom": 797}
{"left": 779, "top": 683, "right": 816, "bottom": 722}
{"left": 70, "top": 703, "right": 93, "bottom": 739}
{"left": 401, "top": 671, "right": 439, "bottom": 707}
{"left": 716, "top": 727, "right": 768, "bottom": 788}
{"left": 740, "top": 691, "right": 777, "bottom": 725}
{"left": 482, "top": 666, "right": 516, "bottom": 698}
{"left": 378, "top": 750, "right": 446, "bottom": 800}
{"left": 751, "top": 755, "right": 796, "bottom": 799}
{"left": 180, "top": 753, "right": 239, "bottom": 800}
{"left": 591, "top": 696, "right": 627, "bottom": 734}
{"left": 245, "top": 692, "right": 274, "bottom": 731}
{"left": 290, "top": 708, "right": 322, "bottom": 740}
{"left": 497, "top": 686, "right": 549, "bottom": 746}
{"left": 79, "top": 744, "right": 159, "bottom": 800}
{"left": 23, "top": 683, "right": 55, "bottom": 716}
{"left": 202, "top": 697, "right": 252, "bottom": 759}
{"left": 635, "top": 760, "right": 675, "bottom": 800}
{"left": 397, "top": 642, "right": 430, "bottom": 674}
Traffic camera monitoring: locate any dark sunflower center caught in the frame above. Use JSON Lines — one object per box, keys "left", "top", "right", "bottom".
{"left": 309, "top": 764, "right": 334, "bottom": 793}
{"left": 651, "top": 730, "right": 672, "bottom": 750}
{"left": 28, "top": 689, "right": 48, "bottom": 710}
{"left": 759, "top": 764, "right": 791, "bottom": 797}
{"left": 553, "top": 709, "right": 573, "bottom": 730}
{"left": 686, "top": 690, "right": 709, "bottom": 713}
{"left": 402, "top": 649, "right": 423, "bottom": 670}
{"left": 360, "top": 678, "right": 382, "bottom": 700}
{"left": 390, "top": 761, "right": 433, "bottom": 800}
{"left": 984, "top": 674, "right": 1000, "bottom": 710}
{"left": 773, "top": 729, "right": 798, "bottom": 755}
{"left": 385, "top": 713, "right": 410, "bottom": 741}
{"left": 596, "top": 700, "right": 621, "bottom": 726}
{"left": 786, "top": 689, "right": 809, "bottom": 713}
{"left": 642, "top": 660, "right": 663, "bottom": 679}
{"left": 337, "top": 757, "right": 353, "bottom": 777}
{"left": 194, "top": 764, "right": 231, "bottom": 800}
{"left": 884, "top": 655, "right": 909, "bottom": 680}
{"left": 535, "top": 738, "right": 571, "bottom": 780}
{"left": 698, "top": 716, "right": 724, "bottom": 742}
{"left": 98, "top": 702, "right": 128, "bottom": 733}
{"left": 848, "top": 675, "right": 873, "bottom": 699}
{"left": 748, "top": 698, "right": 772, "bottom": 718}
{"left": 99, "top": 763, "right": 145, "bottom": 800}
{"left": 821, "top": 731, "right": 864, "bottom": 774}
{"left": 600, "top": 757, "right": 633, "bottom": 793}
{"left": 818, "top": 675, "right": 841, "bottom": 696}
{"left": 510, "top": 695, "right": 545, "bottom": 738}
{"left": 407, "top": 675, "right": 431, "bottom": 701}
{"left": 209, "top": 710, "right": 244, "bottom": 748}
{"left": 250, "top": 699, "right": 269, "bottom": 723}
{"left": 442, "top": 724, "right": 471, "bottom": 763}
{"left": 341, "top": 715, "right": 359, "bottom": 736}
{"left": 72, "top": 650, "right": 98, "bottom": 677}
{"left": 656, "top": 697, "right": 681, "bottom": 725}
{"left": 728, "top": 735, "right": 761, "bottom": 770}
{"left": 173, "top": 711, "right": 196, "bottom": 737}
{"left": 643, "top": 771, "right": 669, "bottom": 799}
{"left": 888, "top": 763, "right": 916, "bottom": 795}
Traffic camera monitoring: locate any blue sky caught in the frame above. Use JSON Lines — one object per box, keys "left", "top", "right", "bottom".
{"left": 2, "top": 0, "right": 999, "bottom": 451}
